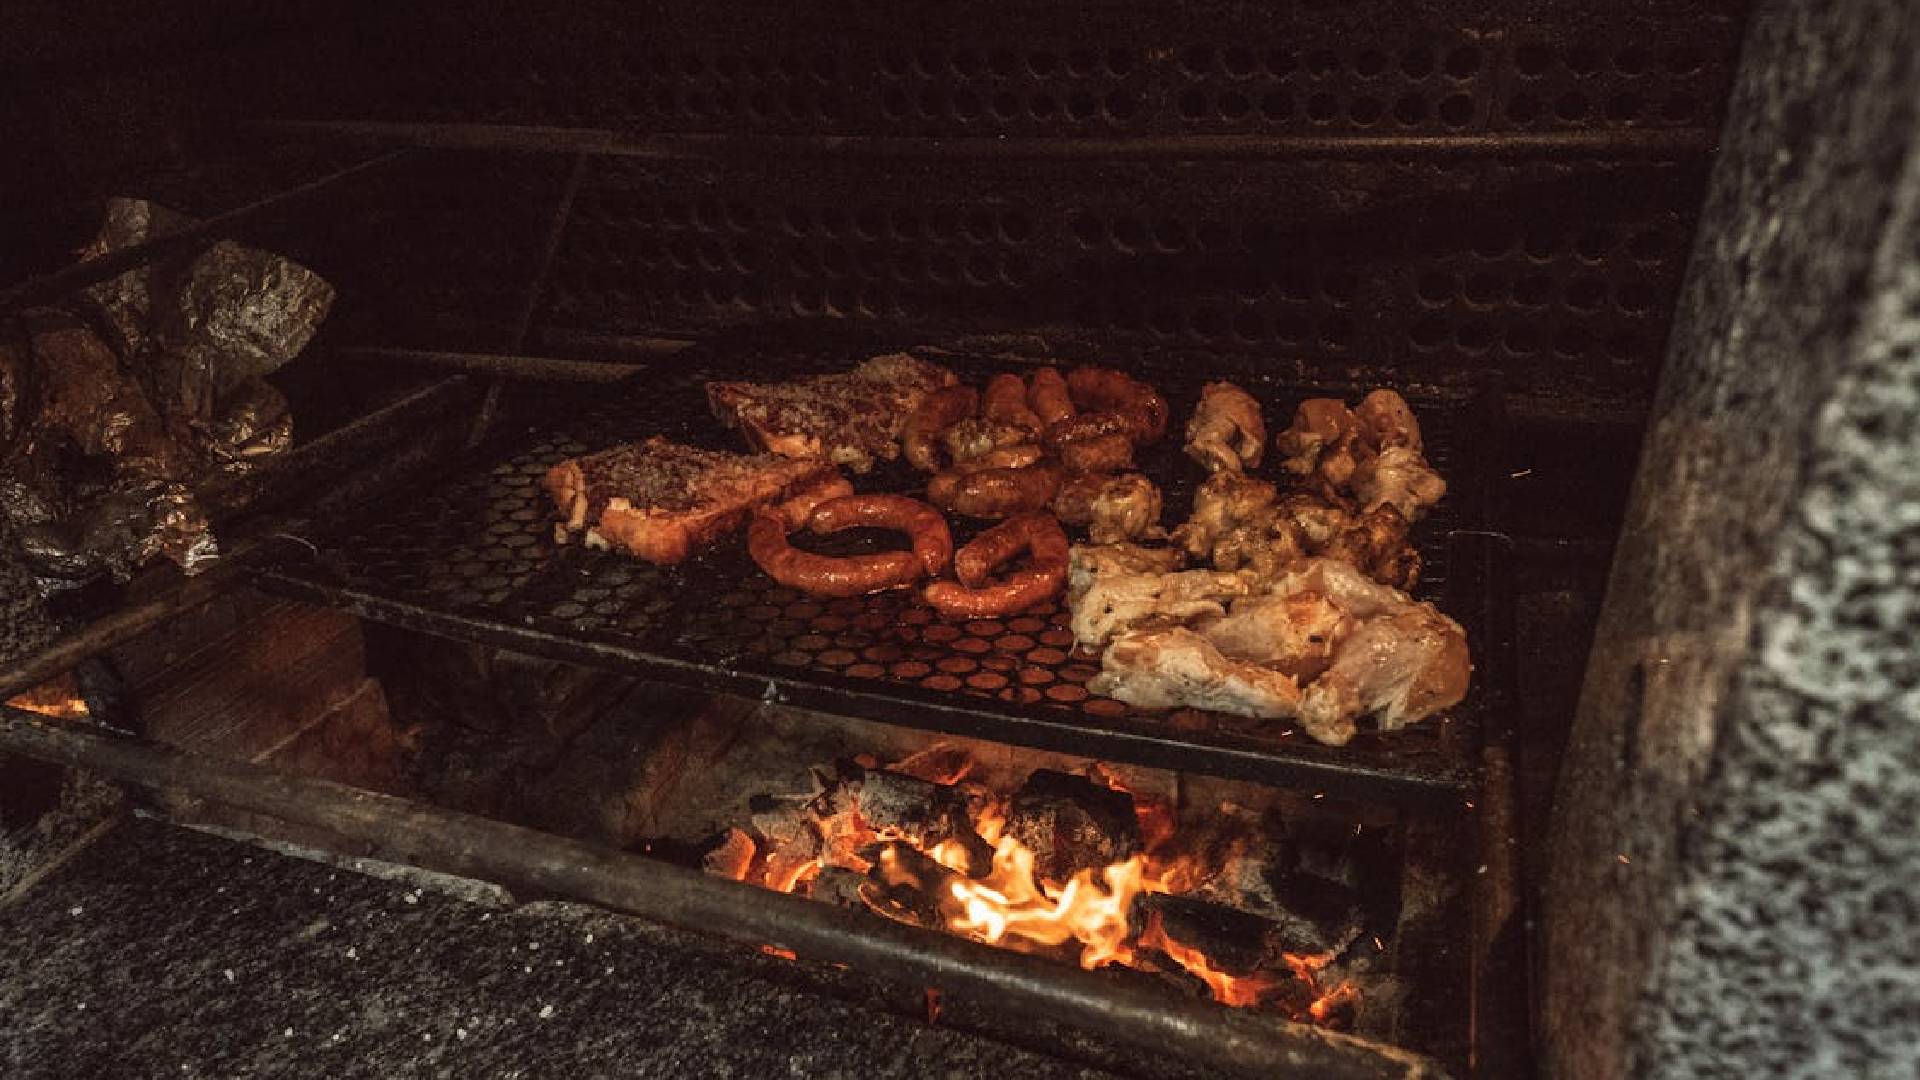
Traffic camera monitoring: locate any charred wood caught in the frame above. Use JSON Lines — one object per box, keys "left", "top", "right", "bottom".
{"left": 1005, "top": 770, "right": 1140, "bottom": 884}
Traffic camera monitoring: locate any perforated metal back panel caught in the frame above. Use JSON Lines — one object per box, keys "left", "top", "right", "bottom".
{"left": 237, "top": 0, "right": 1747, "bottom": 406}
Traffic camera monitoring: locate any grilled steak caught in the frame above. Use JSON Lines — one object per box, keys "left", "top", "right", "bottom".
{"left": 543, "top": 436, "right": 850, "bottom": 565}
{"left": 705, "top": 353, "right": 956, "bottom": 473}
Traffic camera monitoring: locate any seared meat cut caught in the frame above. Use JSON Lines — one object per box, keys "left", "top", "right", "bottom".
{"left": 544, "top": 436, "right": 850, "bottom": 564}
{"left": 706, "top": 353, "right": 955, "bottom": 473}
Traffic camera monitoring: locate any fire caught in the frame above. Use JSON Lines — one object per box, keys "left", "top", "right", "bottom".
{"left": 705, "top": 746, "right": 1365, "bottom": 1023}
{"left": 6, "top": 673, "right": 88, "bottom": 719}
{"left": 945, "top": 839, "right": 1147, "bottom": 970}
{"left": 1309, "top": 982, "right": 1361, "bottom": 1025}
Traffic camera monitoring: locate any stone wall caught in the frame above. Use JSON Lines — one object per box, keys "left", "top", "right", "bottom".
{"left": 1542, "top": 4, "right": 1920, "bottom": 1077}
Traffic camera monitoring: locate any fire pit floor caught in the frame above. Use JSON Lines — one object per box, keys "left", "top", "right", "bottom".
{"left": 0, "top": 819, "right": 1214, "bottom": 1080}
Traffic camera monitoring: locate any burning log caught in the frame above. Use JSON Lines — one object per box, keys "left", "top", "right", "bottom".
{"left": 858, "top": 842, "right": 962, "bottom": 930}
{"left": 702, "top": 827, "right": 756, "bottom": 881}
{"left": 1256, "top": 874, "right": 1366, "bottom": 958}
{"left": 1004, "top": 769, "right": 1141, "bottom": 884}
{"left": 1134, "top": 894, "right": 1272, "bottom": 976}
{"left": 852, "top": 768, "right": 993, "bottom": 877}
{"left": 809, "top": 865, "right": 869, "bottom": 910}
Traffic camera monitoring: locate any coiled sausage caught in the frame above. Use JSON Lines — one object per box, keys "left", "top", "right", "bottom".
{"left": 747, "top": 509, "right": 923, "bottom": 598}
{"left": 808, "top": 494, "right": 953, "bottom": 577}
{"left": 925, "top": 513, "right": 1070, "bottom": 617}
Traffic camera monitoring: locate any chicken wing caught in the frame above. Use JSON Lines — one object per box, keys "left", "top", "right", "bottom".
{"left": 1350, "top": 445, "right": 1446, "bottom": 521}
{"left": 1183, "top": 381, "right": 1266, "bottom": 474}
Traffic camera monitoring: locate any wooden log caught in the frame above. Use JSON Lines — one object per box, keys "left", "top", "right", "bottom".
{"left": 1005, "top": 770, "right": 1140, "bottom": 884}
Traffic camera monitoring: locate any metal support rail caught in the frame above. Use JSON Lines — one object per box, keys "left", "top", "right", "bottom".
{"left": 0, "top": 150, "right": 414, "bottom": 316}
{"left": 0, "top": 704, "right": 1448, "bottom": 1080}
{"left": 258, "top": 120, "right": 1717, "bottom": 162}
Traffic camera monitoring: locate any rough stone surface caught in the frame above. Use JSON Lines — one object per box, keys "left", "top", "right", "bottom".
{"left": 0, "top": 819, "right": 1159, "bottom": 1080}
{"left": 1543, "top": 5, "right": 1920, "bottom": 1078}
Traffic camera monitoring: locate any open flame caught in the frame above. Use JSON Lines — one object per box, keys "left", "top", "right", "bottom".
{"left": 5, "top": 673, "right": 89, "bottom": 719}
{"left": 717, "top": 749, "right": 1364, "bottom": 1022}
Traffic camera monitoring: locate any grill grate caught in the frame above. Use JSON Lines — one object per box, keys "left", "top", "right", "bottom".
{"left": 255, "top": 338, "right": 1493, "bottom": 805}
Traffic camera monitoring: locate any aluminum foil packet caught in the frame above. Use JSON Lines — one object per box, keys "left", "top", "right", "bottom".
{"left": 0, "top": 199, "right": 332, "bottom": 596}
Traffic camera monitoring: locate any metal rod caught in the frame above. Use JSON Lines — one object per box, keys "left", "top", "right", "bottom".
{"left": 333, "top": 347, "right": 644, "bottom": 383}
{"left": 262, "top": 121, "right": 1716, "bottom": 162}
{"left": 0, "top": 705, "right": 1446, "bottom": 1080}
{"left": 470, "top": 152, "right": 590, "bottom": 447}
{"left": 0, "top": 563, "right": 245, "bottom": 702}
{"left": 0, "top": 150, "right": 413, "bottom": 316}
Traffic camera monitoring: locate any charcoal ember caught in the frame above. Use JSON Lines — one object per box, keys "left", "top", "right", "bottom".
{"left": 1258, "top": 875, "right": 1366, "bottom": 958}
{"left": 701, "top": 827, "right": 757, "bottom": 881}
{"left": 1100, "top": 950, "right": 1212, "bottom": 1001}
{"left": 858, "top": 842, "right": 960, "bottom": 929}
{"left": 1134, "top": 895, "right": 1273, "bottom": 976}
{"left": 751, "top": 802, "right": 822, "bottom": 889}
{"left": 1004, "top": 770, "right": 1140, "bottom": 884}
{"left": 853, "top": 768, "right": 992, "bottom": 877}
{"left": 808, "top": 865, "right": 869, "bottom": 910}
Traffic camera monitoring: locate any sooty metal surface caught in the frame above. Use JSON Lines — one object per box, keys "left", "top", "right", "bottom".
{"left": 254, "top": 338, "right": 1495, "bottom": 806}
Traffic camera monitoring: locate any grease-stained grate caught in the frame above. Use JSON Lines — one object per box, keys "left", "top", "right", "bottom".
{"left": 256, "top": 344, "right": 1491, "bottom": 805}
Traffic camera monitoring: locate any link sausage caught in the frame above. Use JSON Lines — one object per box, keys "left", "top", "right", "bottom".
{"left": 808, "top": 493, "right": 953, "bottom": 577}
{"left": 925, "top": 513, "right": 1070, "bottom": 617}
{"left": 747, "top": 509, "right": 923, "bottom": 598}
{"left": 926, "top": 462, "right": 1062, "bottom": 520}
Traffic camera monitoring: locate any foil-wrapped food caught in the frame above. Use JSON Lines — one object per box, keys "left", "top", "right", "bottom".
{"left": 0, "top": 197, "right": 332, "bottom": 613}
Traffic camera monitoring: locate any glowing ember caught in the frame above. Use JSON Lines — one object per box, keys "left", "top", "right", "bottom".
{"left": 706, "top": 744, "right": 1368, "bottom": 1024}
{"left": 6, "top": 673, "right": 88, "bottom": 719}
{"left": 1136, "top": 911, "right": 1287, "bottom": 1008}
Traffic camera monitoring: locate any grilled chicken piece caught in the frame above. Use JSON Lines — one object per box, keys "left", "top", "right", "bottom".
{"left": 1298, "top": 605, "right": 1471, "bottom": 745}
{"left": 1351, "top": 445, "right": 1446, "bottom": 521}
{"left": 1066, "top": 541, "right": 1186, "bottom": 602}
{"left": 943, "top": 416, "right": 1037, "bottom": 465}
{"left": 1070, "top": 568, "right": 1260, "bottom": 649}
{"left": 1080, "top": 558, "right": 1469, "bottom": 745}
{"left": 1088, "top": 627, "right": 1304, "bottom": 717}
{"left": 1354, "top": 388, "right": 1423, "bottom": 453}
{"left": 1052, "top": 472, "right": 1164, "bottom": 544}
{"left": 1199, "top": 589, "right": 1346, "bottom": 682}
{"left": 1171, "top": 471, "right": 1278, "bottom": 563}
{"left": 1274, "top": 398, "right": 1359, "bottom": 477}
{"left": 1318, "top": 504, "right": 1421, "bottom": 591}
{"left": 1183, "top": 381, "right": 1266, "bottom": 474}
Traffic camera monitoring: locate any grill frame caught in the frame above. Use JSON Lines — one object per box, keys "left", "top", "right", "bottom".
{"left": 249, "top": 332, "right": 1504, "bottom": 809}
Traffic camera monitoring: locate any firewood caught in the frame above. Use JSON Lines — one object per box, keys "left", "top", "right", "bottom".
{"left": 1004, "top": 769, "right": 1140, "bottom": 884}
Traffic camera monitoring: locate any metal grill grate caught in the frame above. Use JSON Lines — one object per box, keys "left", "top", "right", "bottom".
{"left": 255, "top": 339, "right": 1493, "bottom": 806}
